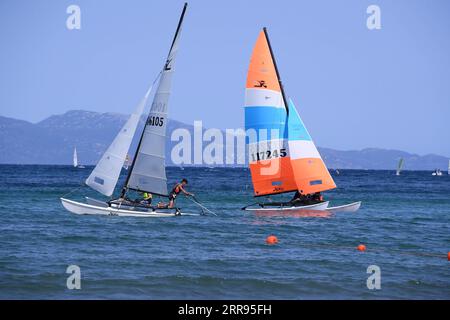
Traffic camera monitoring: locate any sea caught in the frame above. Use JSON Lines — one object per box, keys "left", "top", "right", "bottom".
{"left": 0, "top": 165, "right": 449, "bottom": 299}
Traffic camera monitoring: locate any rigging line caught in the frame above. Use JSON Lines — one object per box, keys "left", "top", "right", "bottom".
{"left": 60, "top": 180, "right": 86, "bottom": 198}
{"left": 186, "top": 196, "right": 217, "bottom": 216}
{"left": 241, "top": 202, "right": 259, "bottom": 210}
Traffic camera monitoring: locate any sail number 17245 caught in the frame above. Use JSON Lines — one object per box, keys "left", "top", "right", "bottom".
{"left": 250, "top": 148, "right": 287, "bottom": 162}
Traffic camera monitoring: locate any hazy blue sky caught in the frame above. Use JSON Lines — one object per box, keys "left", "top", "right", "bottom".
{"left": 0, "top": 0, "right": 449, "bottom": 156}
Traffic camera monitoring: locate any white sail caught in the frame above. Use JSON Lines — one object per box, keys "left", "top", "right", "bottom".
{"left": 126, "top": 6, "right": 186, "bottom": 196}
{"left": 396, "top": 158, "right": 404, "bottom": 176}
{"left": 73, "top": 148, "right": 78, "bottom": 168}
{"left": 85, "top": 88, "right": 152, "bottom": 196}
{"left": 448, "top": 160, "right": 450, "bottom": 175}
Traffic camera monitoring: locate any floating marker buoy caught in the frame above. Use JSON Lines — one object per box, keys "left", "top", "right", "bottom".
{"left": 357, "top": 244, "right": 366, "bottom": 252}
{"left": 266, "top": 235, "right": 278, "bottom": 245}
{"left": 447, "top": 252, "right": 450, "bottom": 261}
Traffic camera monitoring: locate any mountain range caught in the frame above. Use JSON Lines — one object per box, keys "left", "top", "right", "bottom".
{"left": 0, "top": 110, "right": 448, "bottom": 170}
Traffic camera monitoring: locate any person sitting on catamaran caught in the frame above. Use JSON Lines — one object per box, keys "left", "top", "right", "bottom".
{"left": 289, "top": 191, "right": 324, "bottom": 206}
{"left": 139, "top": 192, "right": 152, "bottom": 205}
{"left": 290, "top": 190, "right": 307, "bottom": 206}
{"left": 311, "top": 192, "right": 324, "bottom": 204}
{"left": 167, "top": 178, "right": 194, "bottom": 208}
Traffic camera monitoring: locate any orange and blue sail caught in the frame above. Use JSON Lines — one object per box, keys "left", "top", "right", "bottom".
{"left": 287, "top": 98, "right": 336, "bottom": 194}
{"left": 245, "top": 29, "right": 336, "bottom": 196}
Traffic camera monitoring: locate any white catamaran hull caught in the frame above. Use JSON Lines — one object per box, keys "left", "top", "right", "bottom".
{"left": 244, "top": 201, "right": 361, "bottom": 213}
{"left": 326, "top": 201, "right": 361, "bottom": 213}
{"left": 244, "top": 201, "right": 329, "bottom": 212}
{"left": 60, "top": 198, "right": 199, "bottom": 218}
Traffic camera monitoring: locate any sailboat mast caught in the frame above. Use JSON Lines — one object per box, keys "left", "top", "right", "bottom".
{"left": 263, "top": 27, "right": 289, "bottom": 116}
{"left": 120, "top": 3, "right": 188, "bottom": 198}
{"left": 168, "top": 3, "right": 188, "bottom": 58}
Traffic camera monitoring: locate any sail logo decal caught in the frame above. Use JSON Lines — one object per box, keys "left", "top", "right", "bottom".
{"left": 254, "top": 80, "right": 268, "bottom": 88}
{"left": 272, "top": 181, "right": 282, "bottom": 186}
{"left": 164, "top": 58, "right": 173, "bottom": 71}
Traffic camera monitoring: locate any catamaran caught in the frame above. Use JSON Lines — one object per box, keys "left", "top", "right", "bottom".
{"left": 242, "top": 28, "right": 360, "bottom": 213}
{"left": 432, "top": 168, "right": 442, "bottom": 176}
{"left": 396, "top": 158, "right": 404, "bottom": 176}
{"left": 73, "top": 147, "right": 85, "bottom": 169}
{"left": 61, "top": 3, "right": 197, "bottom": 217}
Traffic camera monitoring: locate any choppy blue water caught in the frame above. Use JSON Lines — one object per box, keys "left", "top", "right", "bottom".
{"left": 0, "top": 165, "right": 449, "bottom": 299}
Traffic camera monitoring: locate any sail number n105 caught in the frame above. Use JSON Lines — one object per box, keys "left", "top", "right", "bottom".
{"left": 251, "top": 148, "right": 287, "bottom": 162}
{"left": 147, "top": 116, "right": 164, "bottom": 127}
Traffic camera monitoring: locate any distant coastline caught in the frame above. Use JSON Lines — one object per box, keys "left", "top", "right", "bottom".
{"left": 1, "top": 110, "right": 448, "bottom": 170}
{"left": 0, "top": 163, "right": 446, "bottom": 173}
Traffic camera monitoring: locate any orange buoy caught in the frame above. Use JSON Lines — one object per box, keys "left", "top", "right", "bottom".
{"left": 266, "top": 235, "right": 278, "bottom": 245}
{"left": 357, "top": 244, "right": 366, "bottom": 252}
{"left": 447, "top": 252, "right": 450, "bottom": 261}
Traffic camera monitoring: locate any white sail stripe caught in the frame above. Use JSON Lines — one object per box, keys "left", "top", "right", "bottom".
{"left": 245, "top": 88, "right": 285, "bottom": 108}
{"left": 288, "top": 140, "right": 321, "bottom": 160}
{"left": 247, "top": 139, "right": 288, "bottom": 149}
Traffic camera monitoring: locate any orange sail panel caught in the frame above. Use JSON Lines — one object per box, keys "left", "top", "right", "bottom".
{"left": 245, "top": 30, "right": 297, "bottom": 196}
{"left": 246, "top": 31, "right": 281, "bottom": 92}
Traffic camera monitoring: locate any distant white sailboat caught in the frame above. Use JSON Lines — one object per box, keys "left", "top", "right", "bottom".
{"left": 73, "top": 147, "right": 85, "bottom": 169}
{"left": 432, "top": 169, "right": 442, "bottom": 176}
{"left": 396, "top": 158, "right": 404, "bottom": 176}
{"left": 448, "top": 160, "right": 450, "bottom": 175}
